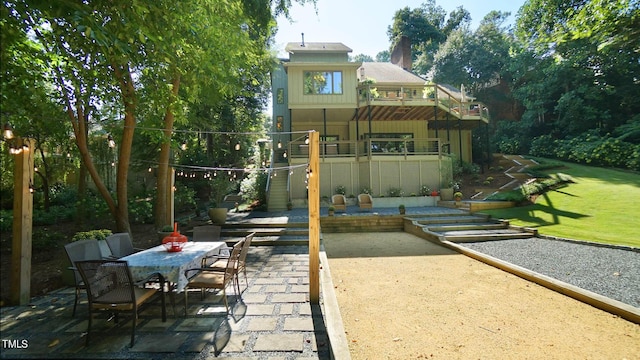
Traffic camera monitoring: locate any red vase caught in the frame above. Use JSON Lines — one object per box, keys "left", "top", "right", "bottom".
{"left": 162, "top": 223, "right": 188, "bottom": 252}
{"left": 431, "top": 190, "right": 439, "bottom": 197}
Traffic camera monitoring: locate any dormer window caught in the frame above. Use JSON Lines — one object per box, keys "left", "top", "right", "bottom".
{"left": 303, "top": 71, "right": 343, "bottom": 95}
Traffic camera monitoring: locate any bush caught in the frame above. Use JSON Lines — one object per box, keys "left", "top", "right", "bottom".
{"left": 240, "top": 171, "right": 268, "bottom": 206}
{"left": 419, "top": 185, "right": 431, "bottom": 196}
{"left": 128, "top": 197, "right": 154, "bottom": 224}
{"left": 33, "top": 206, "right": 75, "bottom": 226}
{"left": 0, "top": 210, "right": 11, "bottom": 232}
{"left": 49, "top": 184, "right": 78, "bottom": 206}
{"left": 530, "top": 131, "right": 640, "bottom": 171}
{"left": 32, "top": 229, "right": 66, "bottom": 251}
{"left": 386, "top": 187, "right": 404, "bottom": 197}
{"left": 334, "top": 185, "right": 346, "bottom": 195}
{"left": 71, "top": 229, "right": 112, "bottom": 242}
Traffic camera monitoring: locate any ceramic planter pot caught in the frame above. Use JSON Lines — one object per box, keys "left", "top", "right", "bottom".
{"left": 208, "top": 208, "right": 228, "bottom": 225}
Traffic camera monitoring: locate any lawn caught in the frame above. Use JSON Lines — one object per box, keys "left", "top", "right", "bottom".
{"left": 479, "top": 158, "right": 640, "bottom": 248}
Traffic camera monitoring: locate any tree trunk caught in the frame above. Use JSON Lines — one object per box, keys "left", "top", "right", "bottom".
{"left": 155, "top": 74, "right": 181, "bottom": 228}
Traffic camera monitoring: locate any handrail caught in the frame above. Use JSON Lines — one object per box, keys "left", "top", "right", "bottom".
{"left": 356, "top": 83, "right": 489, "bottom": 121}
{"left": 288, "top": 138, "right": 445, "bottom": 159}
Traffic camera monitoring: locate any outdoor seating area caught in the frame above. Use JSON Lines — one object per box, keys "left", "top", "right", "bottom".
{"left": 0, "top": 244, "right": 327, "bottom": 359}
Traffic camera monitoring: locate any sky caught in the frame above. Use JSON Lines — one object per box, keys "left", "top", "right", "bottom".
{"left": 273, "top": 0, "right": 527, "bottom": 58}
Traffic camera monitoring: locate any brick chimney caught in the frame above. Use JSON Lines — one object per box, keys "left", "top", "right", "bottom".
{"left": 390, "top": 35, "right": 411, "bottom": 70}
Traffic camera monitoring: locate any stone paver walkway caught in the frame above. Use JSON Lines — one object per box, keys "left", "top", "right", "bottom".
{"left": 1, "top": 245, "right": 329, "bottom": 359}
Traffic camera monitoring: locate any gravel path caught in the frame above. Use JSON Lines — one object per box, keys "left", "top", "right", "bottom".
{"left": 461, "top": 237, "right": 640, "bottom": 308}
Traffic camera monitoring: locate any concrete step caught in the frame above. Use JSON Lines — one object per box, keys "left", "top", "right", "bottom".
{"left": 414, "top": 215, "right": 491, "bottom": 225}
{"left": 222, "top": 234, "right": 309, "bottom": 246}
{"left": 427, "top": 222, "right": 508, "bottom": 232}
{"left": 442, "top": 229, "right": 534, "bottom": 242}
{"left": 222, "top": 227, "right": 309, "bottom": 237}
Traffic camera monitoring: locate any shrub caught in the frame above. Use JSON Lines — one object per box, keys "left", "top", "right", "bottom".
{"left": 32, "top": 229, "right": 66, "bottom": 251}
{"left": 334, "top": 185, "right": 346, "bottom": 195}
{"left": 419, "top": 185, "right": 431, "bottom": 196}
{"left": 360, "top": 186, "right": 372, "bottom": 195}
{"left": 387, "top": 187, "right": 404, "bottom": 197}
{"left": 128, "top": 197, "right": 154, "bottom": 224}
{"left": 71, "top": 229, "right": 113, "bottom": 242}
{"left": 0, "top": 210, "right": 12, "bottom": 232}
{"left": 240, "top": 171, "right": 268, "bottom": 206}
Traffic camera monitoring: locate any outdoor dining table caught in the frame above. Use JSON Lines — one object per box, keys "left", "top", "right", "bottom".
{"left": 121, "top": 241, "right": 226, "bottom": 294}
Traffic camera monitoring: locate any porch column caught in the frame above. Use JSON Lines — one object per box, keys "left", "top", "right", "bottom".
{"left": 367, "top": 105, "right": 372, "bottom": 138}
{"left": 458, "top": 118, "right": 463, "bottom": 163}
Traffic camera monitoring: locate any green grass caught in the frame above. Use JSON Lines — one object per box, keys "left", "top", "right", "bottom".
{"left": 478, "top": 158, "right": 640, "bottom": 248}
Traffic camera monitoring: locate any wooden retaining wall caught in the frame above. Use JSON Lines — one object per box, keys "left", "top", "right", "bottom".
{"left": 320, "top": 214, "right": 404, "bottom": 233}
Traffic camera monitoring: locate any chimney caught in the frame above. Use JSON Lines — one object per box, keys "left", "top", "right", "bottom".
{"left": 301, "top": 33, "right": 305, "bottom": 47}
{"left": 390, "top": 35, "right": 411, "bottom": 70}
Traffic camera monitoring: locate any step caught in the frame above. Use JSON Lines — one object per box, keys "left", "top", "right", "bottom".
{"left": 414, "top": 215, "right": 490, "bottom": 225}
{"left": 222, "top": 234, "right": 309, "bottom": 246}
{"left": 222, "top": 227, "right": 309, "bottom": 237}
{"left": 427, "top": 222, "right": 508, "bottom": 232}
{"left": 442, "top": 230, "right": 535, "bottom": 243}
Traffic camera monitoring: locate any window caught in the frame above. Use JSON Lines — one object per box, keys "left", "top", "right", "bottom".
{"left": 363, "top": 133, "right": 414, "bottom": 153}
{"left": 303, "top": 71, "right": 343, "bottom": 95}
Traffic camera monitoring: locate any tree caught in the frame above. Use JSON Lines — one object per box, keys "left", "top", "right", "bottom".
{"left": 351, "top": 53, "right": 374, "bottom": 62}
{"left": 6, "top": 0, "right": 314, "bottom": 234}
{"left": 375, "top": 50, "right": 390, "bottom": 62}
{"left": 388, "top": 0, "right": 470, "bottom": 75}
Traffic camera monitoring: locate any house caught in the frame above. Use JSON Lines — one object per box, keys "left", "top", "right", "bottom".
{"left": 268, "top": 38, "right": 489, "bottom": 210}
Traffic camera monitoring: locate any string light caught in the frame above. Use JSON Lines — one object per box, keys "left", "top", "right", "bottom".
{"left": 277, "top": 140, "right": 282, "bottom": 149}
{"left": 107, "top": 135, "right": 116, "bottom": 148}
{"left": 3, "top": 123, "right": 14, "bottom": 139}
{"left": 234, "top": 143, "right": 240, "bottom": 151}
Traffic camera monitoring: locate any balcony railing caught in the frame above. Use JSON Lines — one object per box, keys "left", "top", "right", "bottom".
{"left": 356, "top": 83, "right": 489, "bottom": 121}
{"left": 287, "top": 138, "right": 448, "bottom": 160}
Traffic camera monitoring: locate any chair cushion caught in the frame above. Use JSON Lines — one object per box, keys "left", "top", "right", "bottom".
{"left": 93, "top": 287, "right": 157, "bottom": 311}
{"left": 188, "top": 272, "right": 226, "bottom": 288}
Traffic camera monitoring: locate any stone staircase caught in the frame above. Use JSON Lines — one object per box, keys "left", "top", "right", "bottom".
{"left": 267, "top": 163, "right": 289, "bottom": 211}
{"left": 221, "top": 222, "right": 310, "bottom": 246}
{"left": 472, "top": 154, "right": 539, "bottom": 200}
{"left": 411, "top": 212, "right": 536, "bottom": 243}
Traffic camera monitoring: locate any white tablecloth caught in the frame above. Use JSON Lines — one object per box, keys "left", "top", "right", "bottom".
{"left": 122, "top": 241, "right": 225, "bottom": 293}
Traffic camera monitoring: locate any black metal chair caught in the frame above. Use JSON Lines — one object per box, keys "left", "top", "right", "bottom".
{"left": 64, "top": 239, "right": 104, "bottom": 316}
{"left": 75, "top": 260, "right": 166, "bottom": 347}
{"left": 105, "top": 233, "right": 143, "bottom": 258}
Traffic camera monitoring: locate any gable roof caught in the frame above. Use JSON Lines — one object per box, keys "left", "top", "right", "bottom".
{"left": 358, "top": 62, "right": 426, "bottom": 85}
{"left": 285, "top": 42, "right": 352, "bottom": 54}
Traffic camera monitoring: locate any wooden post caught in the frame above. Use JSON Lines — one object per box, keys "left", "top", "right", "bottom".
{"left": 11, "top": 137, "right": 34, "bottom": 305}
{"left": 308, "top": 131, "right": 320, "bottom": 304}
{"left": 165, "top": 167, "right": 175, "bottom": 226}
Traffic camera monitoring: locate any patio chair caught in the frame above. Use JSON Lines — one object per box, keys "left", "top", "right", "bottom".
{"left": 105, "top": 233, "right": 142, "bottom": 258}
{"left": 75, "top": 260, "right": 166, "bottom": 347}
{"left": 192, "top": 225, "right": 222, "bottom": 242}
{"left": 184, "top": 241, "right": 242, "bottom": 316}
{"left": 358, "top": 193, "right": 373, "bottom": 211}
{"left": 64, "top": 239, "right": 104, "bottom": 317}
{"left": 208, "top": 232, "right": 255, "bottom": 294}
{"left": 331, "top": 194, "right": 347, "bottom": 212}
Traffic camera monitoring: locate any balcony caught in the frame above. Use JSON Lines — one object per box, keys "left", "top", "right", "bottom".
{"left": 355, "top": 83, "right": 489, "bottom": 123}
{"left": 288, "top": 138, "right": 448, "bottom": 160}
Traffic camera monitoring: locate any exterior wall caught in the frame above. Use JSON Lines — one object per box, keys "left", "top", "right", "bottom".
{"left": 285, "top": 64, "right": 359, "bottom": 108}
{"left": 290, "top": 53, "right": 349, "bottom": 63}
{"left": 351, "top": 120, "right": 430, "bottom": 141}
{"left": 272, "top": 63, "right": 291, "bottom": 135}
{"left": 289, "top": 156, "right": 452, "bottom": 201}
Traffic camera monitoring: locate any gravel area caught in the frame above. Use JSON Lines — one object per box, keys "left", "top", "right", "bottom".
{"left": 461, "top": 237, "right": 640, "bottom": 308}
